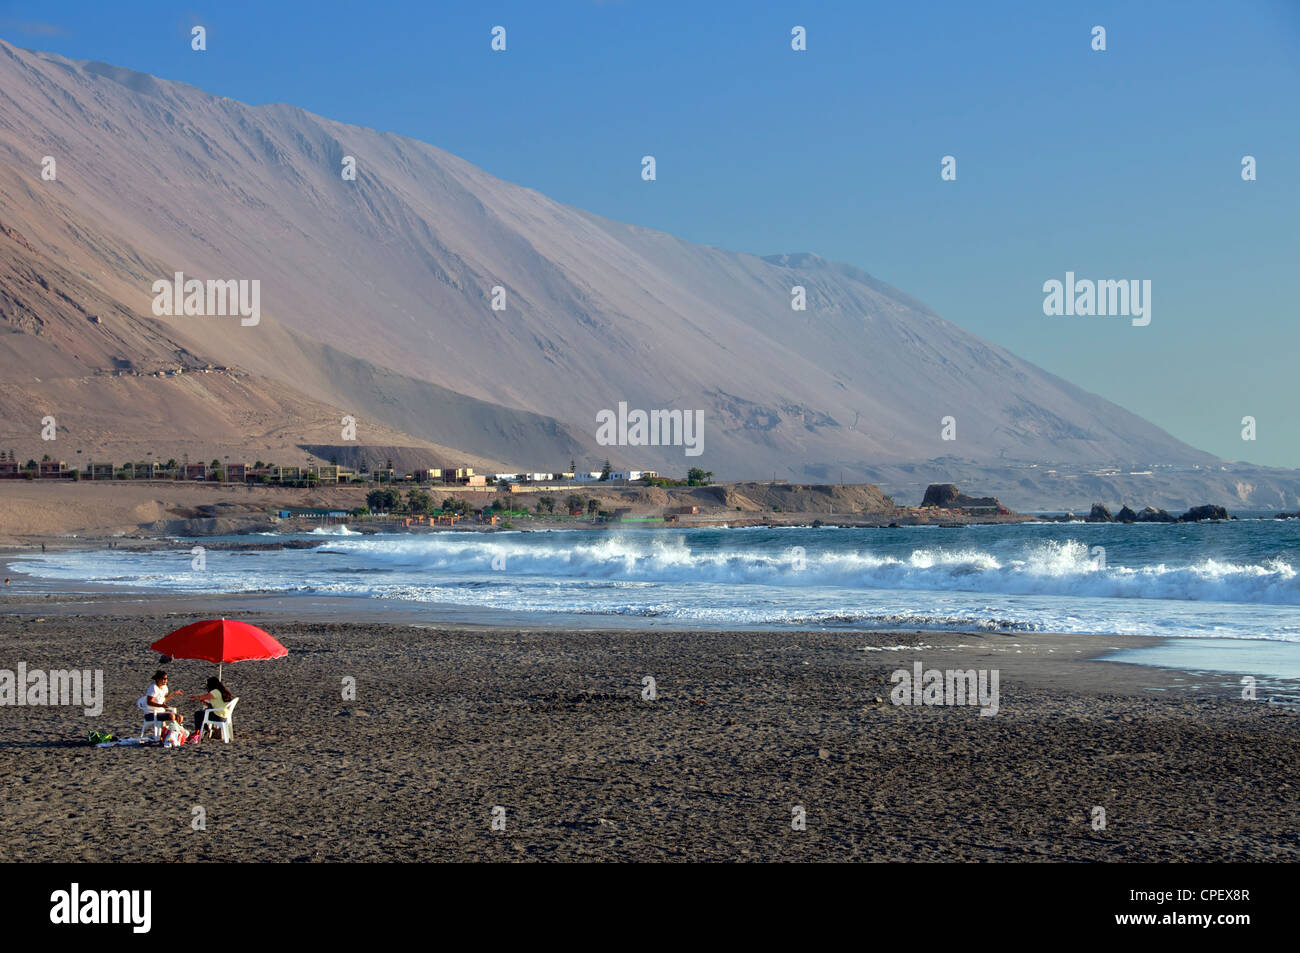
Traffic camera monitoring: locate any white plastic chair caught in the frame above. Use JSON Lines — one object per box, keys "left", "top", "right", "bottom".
{"left": 138, "top": 698, "right": 173, "bottom": 740}
{"left": 199, "top": 697, "right": 238, "bottom": 743}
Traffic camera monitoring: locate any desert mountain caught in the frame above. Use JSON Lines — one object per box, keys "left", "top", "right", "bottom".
{"left": 2, "top": 38, "right": 1279, "bottom": 511}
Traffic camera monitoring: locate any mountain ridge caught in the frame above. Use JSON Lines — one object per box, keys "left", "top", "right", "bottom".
{"left": 3, "top": 36, "right": 1279, "bottom": 512}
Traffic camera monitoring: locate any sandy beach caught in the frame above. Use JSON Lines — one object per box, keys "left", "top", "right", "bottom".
{"left": 1, "top": 596, "right": 1296, "bottom": 862}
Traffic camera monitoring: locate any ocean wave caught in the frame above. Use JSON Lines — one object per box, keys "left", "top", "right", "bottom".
{"left": 314, "top": 535, "right": 1300, "bottom": 605}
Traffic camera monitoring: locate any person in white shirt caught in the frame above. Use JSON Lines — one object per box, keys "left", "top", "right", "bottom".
{"left": 145, "top": 670, "right": 183, "bottom": 725}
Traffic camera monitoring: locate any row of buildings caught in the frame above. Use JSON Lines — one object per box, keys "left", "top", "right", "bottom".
{"left": 0, "top": 460, "right": 661, "bottom": 486}
{"left": 0, "top": 460, "right": 358, "bottom": 483}
{"left": 395, "top": 468, "right": 659, "bottom": 486}
{"left": 484, "top": 469, "right": 658, "bottom": 484}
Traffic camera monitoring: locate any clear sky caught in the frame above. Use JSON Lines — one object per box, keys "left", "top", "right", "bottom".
{"left": 3, "top": 0, "right": 1297, "bottom": 466}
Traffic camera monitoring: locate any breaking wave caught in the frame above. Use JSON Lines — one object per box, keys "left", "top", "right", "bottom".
{"left": 319, "top": 534, "right": 1300, "bottom": 606}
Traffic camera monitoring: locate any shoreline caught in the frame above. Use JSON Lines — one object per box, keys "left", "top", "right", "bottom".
{"left": 7, "top": 586, "right": 1298, "bottom": 691}
{"left": 7, "top": 540, "right": 1300, "bottom": 685}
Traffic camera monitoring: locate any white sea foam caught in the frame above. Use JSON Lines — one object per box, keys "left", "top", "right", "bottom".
{"left": 315, "top": 534, "right": 1300, "bottom": 605}
{"left": 10, "top": 528, "right": 1300, "bottom": 640}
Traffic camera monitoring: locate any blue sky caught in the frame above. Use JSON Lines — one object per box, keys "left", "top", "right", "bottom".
{"left": 3, "top": 0, "right": 1298, "bottom": 466}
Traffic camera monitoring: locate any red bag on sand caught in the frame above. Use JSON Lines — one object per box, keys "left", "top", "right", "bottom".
{"left": 187, "top": 730, "right": 201, "bottom": 745}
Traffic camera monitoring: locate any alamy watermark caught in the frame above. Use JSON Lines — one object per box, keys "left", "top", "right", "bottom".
{"left": 890, "top": 661, "right": 999, "bottom": 716}
{"left": 50, "top": 884, "right": 150, "bottom": 933}
{"left": 1042, "top": 272, "right": 1150, "bottom": 327}
{"left": 151, "top": 272, "right": 260, "bottom": 326}
{"left": 596, "top": 401, "right": 703, "bottom": 457}
{"left": 0, "top": 663, "right": 103, "bottom": 716}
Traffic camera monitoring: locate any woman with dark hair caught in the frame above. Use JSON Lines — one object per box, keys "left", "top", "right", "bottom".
{"left": 145, "top": 670, "right": 183, "bottom": 725}
{"left": 191, "top": 676, "right": 234, "bottom": 738}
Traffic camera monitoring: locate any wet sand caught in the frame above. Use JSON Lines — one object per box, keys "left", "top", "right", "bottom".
{"left": 0, "top": 607, "right": 1296, "bottom": 862}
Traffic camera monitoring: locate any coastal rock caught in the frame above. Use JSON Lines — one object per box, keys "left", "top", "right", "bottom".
{"left": 1135, "top": 506, "right": 1176, "bottom": 523}
{"left": 1115, "top": 506, "right": 1138, "bottom": 523}
{"left": 1087, "top": 504, "right": 1114, "bottom": 523}
{"left": 1045, "top": 512, "right": 1079, "bottom": 522}
{"left": 921, "top": 483, "right": 961, "bottom": 507}
{"left": 140, "top": 516, "right": 278, "bottom": 535}
{"left": 920, "top": 483, "right": 1004, "bottom": 511}
{"left": 1179, "top": 504, "right": 1230, "bottom": 522}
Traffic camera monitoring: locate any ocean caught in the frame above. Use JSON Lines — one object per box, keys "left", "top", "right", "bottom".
{"left": 12, "top": 517, "right": 1300, "bottom": 644}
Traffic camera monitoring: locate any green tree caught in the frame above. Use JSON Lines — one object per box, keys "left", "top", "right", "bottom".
{"left": 687, "top": 467, "right": 713, "bottom": 486}
{"left": 366, "top": 488, "right": 399, "bottom": 512}
{"left": 406, "top": 488, "right": 432, "bottom": 515}
{"left": 41, "top": 454, "right": 51, "bottom": 462}
{"left": 586, "top": 498, "right": 599, "bottom": 516}
{"left": 565, "top": 495, "right": 583, "bottom": 514}
{"left": 599, "top": 460, "right": 612, "bottom": 481}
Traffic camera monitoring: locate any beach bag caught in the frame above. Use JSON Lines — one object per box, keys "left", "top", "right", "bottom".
{"left": 161, "top": 719, "right": 188, "bottom": 747}
{"left": 87, "top": 730, "right": 115, "bottom": 745}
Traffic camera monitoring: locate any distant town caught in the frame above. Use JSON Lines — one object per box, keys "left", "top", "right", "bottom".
{"left": 0, "top": 451, "right": 696, "bottom": 488}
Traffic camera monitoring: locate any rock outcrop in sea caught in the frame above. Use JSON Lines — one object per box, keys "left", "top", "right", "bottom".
{"left": 1178, "top": 504, "right": 1231, "bottom": 522}
{"left": 920, "top": 483, "right": 1003, "bottom": 511}
{"left": 1136, "top": 506, "right": 1176, "bottom": 522}
{"left": 1081, "top": 502, "right": 1232, "bottom": 523}
{"left": 1087, "top": 504, "right": 1115, "bottom": 523}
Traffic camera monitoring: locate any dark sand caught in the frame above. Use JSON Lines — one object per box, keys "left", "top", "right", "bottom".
{"left": 1, "top": 601, "right": 1297, "bottom": 862}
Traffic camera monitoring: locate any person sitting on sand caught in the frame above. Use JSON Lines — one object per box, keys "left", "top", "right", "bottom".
{"left": 191, "top": 676, "right": 233, "bottom": 736}
{"left": 145, "top": 670, "right": 183, "bottom": 725}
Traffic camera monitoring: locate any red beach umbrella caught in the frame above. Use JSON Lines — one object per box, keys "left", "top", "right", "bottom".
{"left": 151, "top": 618, "right": 287, "bottom": 677}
